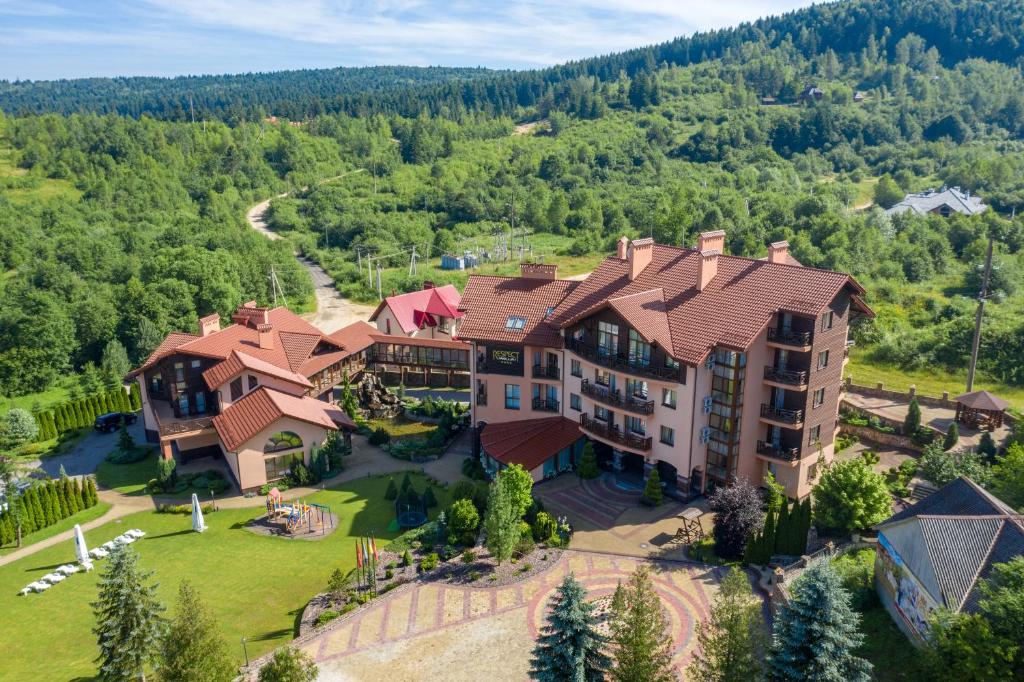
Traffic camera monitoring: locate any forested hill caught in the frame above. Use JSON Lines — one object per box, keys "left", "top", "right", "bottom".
{"left": 0, "top": 65, "right": 499, "bottom": 121}
{"left": 3, "top": 0, "right": 1020, "bottom": 122}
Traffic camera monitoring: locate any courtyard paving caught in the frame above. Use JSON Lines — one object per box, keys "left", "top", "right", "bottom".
{"left": 301, "top": 551, "right": 725, "bottom": 681}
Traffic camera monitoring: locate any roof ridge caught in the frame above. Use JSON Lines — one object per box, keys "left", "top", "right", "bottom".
{"left": 954, "top": 518, "right": 1007, "bottom": 611}
{"left": 608, "top": 287, "right": 665, "bottom": 302}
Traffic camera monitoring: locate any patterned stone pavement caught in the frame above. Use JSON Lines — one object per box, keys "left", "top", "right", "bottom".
{"left": 304, "top": 551, "right": 724, "bottom": 681}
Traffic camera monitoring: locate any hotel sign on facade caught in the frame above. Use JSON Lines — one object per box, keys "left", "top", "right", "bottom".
{"left": 485, "top": 345, "right": 524, "bottom": 376}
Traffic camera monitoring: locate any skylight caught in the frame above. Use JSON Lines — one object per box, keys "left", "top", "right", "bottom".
{"left": 505, "top": 316, "right": 526, "bottom": 330}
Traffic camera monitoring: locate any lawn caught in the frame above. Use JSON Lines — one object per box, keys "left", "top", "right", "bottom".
{"left": 0, "top": 374, "right": 78, "bottom": 413}
{"left": 0, "top": 502, "right": 112, "bottom": 557}
{"left": 856, "top": 601, "right": 929, "bottom": 681}
{"left": 368, "top": 415, "right": 436, "bottom": 440}
{"left": 0, "top": 472, "right": 449, "bottom": 680}
{"left": 94, "top": 451, "right": 160, "bottom": 495}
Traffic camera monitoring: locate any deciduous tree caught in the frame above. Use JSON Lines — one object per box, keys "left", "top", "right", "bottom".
{"left": 812, "top": 459, "right": 891, "bottom": 533}
{"left": 709, "top": 479, "right": 763, "bottom": 561}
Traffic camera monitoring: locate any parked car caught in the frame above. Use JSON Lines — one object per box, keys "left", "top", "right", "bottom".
{"left": 94, "top": 412, "right": 138, "bottom": 433}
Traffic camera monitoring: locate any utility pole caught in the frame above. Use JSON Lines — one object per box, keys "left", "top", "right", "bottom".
{"left": 375, "top": 261, "right": 383, "bottom": 301}
{"left": 408, "top": 246, "right": 417, "bottom": 276}
{"left": 966, "top": 235, "right": 994, "bottom": 392}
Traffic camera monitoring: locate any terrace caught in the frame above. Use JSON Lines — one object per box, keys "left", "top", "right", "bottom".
{"left": 580, "top": 379, "right": 655, "bottom": 415}
{"left": 579, "top": 413, "right": 652, "bottom": 452}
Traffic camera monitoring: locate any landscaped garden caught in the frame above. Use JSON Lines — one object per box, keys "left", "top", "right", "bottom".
{"left": 0, "top": 472, "right": 448, "bottom": 679}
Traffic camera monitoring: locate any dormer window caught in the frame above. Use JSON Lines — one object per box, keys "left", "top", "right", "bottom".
{"left": 505, "top": 316, "right": 526, "bottom": 330}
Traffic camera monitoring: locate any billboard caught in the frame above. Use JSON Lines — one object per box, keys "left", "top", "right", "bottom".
{"left": 482, "top": 345, "right": 525, "bottom": 376}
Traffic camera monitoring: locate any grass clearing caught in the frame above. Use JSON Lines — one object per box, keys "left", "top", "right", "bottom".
{"left": 0, "top": 502, "right": 112, "bottom": 557}
{"left": 856, "top": 600, "right": 929, "bottom": 680}
{"left": 368, "top": 415, "right": 436, "bottom": 440}
{"left": 0, "top": 472, "right": 449, "bottom": 680}
{"left": 95, "top": 452, "right": 160, "bottom": 495}
{"left": 0, "top": 375, "right": 78, "bottom": 413}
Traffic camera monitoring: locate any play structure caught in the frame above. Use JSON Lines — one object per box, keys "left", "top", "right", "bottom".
{"left": 265, "top": 488, "right": 334, "bottom": 536}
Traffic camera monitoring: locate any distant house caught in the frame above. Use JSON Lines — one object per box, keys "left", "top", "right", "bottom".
{"left": 799, "top": 85, "right": 824, "bottom": 102}
{"left": 760, "top": 96, "right": 779, "bottom": 106}
{"left": 369, "top": 282, "right": 464, "bottom": 341}
{"left": 874, "top": 477, "right": 1024, "bottom": 644}
{"left": 853, "top": 91, "right": 866, "bottom": 103}
{"left": 885, "top": 186, "right": 987, "bottom": 218}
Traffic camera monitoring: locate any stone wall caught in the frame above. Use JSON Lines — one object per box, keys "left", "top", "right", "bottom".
{"left": 846, "top": 379, "right": 1016, "bottom": 428}
{"left": 838, "top": 423, "right": 919, "bottom": 451}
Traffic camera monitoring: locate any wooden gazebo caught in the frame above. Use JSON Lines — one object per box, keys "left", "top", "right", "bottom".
{"left": 954, "top": 390, "right": 1009, "bottom": 431}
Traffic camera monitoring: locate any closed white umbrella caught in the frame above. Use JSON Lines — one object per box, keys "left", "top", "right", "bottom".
{"left": 191, "top": 493, "right": 206, "bottom": 533}
{"left": 73, "top": 524, "right": 89, "bottom": 564}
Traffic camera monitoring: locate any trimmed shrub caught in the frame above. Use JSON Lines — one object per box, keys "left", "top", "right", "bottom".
{"left": 384, "top": 478, "right": 398, "bottom": 500}
{"left": 532, "top": 511, "right": 557, "bottom": 543}
{"left": 576, "top": 442, "right": 600, "bottom": 479}
{"left": 368, "top": 427, "right": 390, "bottom": 446}
{"left": 422, "top": 485, "right": 438, "bottom": 508}
{"left": 418, "top": 553, "right": 439, "bottom": 572}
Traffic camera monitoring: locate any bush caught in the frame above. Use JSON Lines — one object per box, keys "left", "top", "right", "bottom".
{"left": 105, "top": 446, "right": 150, "bottom": 464}
{"left": 448, "top": 498, "right": 480, "bottom": 544}
{"left": 831, "top": 548, "right": 879, "bottom": 609}
{"left": 640, "top": 468, "right": 663, "bottom": 506}
{"left": 402, "top": 549, "right": 412, "bottom": 567}
{"left": 368, "top": 427, "right": 391, "bottom": 446}
{"left": 576, "top": 442, "right": 600, "bottom": 479}
{"left": 450, "top": 480, "right": 477, "bottom": 502}
{"left": 156, "top": 456, "right": 177, "bottom": 489}
{"left": 289, "top": 462, "right": 313, "bottom": 487}
{"left": 384, "top": 478, "right": 398, "bottom": 500}
{"left": 419, "top": 553, "right": 439, "bottom": 572}
{"left": 835, "top": 433, "right": 859, "bottom": 452}
{"left": 461, "top": 456, "right": 487, "bottom": 480}
{"left": 943, "top": 422, "right": 960, "bottom": 451}
{"left": 158, "top": 502, "right": 215, "bottom": 514}
{"left": 461, "top": 550, "right": 477, "bottom": 564}
{"left": 532, "top": 511, "right": 557, "bottom": 543}
{"left": 259, "top": 480, "right": 291, "bottom": 496}
{"left": 315, "top": 610, "right": 341, "bottom": 627}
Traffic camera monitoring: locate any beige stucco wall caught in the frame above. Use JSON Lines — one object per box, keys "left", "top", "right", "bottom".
{"left": 216, "top": 371, "right": 305, "bottom": 410}
{"left": 138, "top": 375, "right": 157, "bottom": 435}
{"left": 228, "top": 417, "right": 333, "bottom": 491}
{"left": 472, "top": 344, "right": 560, "bottom": 424}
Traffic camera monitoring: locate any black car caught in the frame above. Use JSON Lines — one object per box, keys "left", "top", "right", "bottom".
{"left": 94, "top": 412, "right": 138, "bottom": 433}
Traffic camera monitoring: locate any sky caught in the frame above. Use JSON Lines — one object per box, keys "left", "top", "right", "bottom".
{"left": 0, "top": 1, "right": 817, "bottom": 81}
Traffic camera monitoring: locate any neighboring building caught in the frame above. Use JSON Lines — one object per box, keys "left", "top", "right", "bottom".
{"left": 460, "top": 233, "right": 872, "bottom": 498}
{"left": 874, "top": 477, "right": 1024, "bottom": 644}
{"left": 885, "top": 186, "right": 987, "bottom": 217}
{"left": 440, "top": 252, "right": 480, "bottom": 270}
{"left": 799, "top": 85, "right": 824, "bottom": 102}
{"left": 128, "top": 303, "right": 366, "bottom": 493}
{"left": 853, "top": 91, "right": 866, "bottom": 103}
{"left": 369, "top": 283, "right": 464, "bottom": 340}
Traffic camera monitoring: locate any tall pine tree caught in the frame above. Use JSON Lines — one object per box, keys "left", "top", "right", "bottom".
{"left": 92, "top": 545, "right": 165, "bottom": 682}
{"left": 608, "top": 565, "right": 676, "bottom": 682}
{"left": 529, "top": 573, "right": 610, "bottom": 681}
{"left": 768, "top": 561, "right": 871, "bottom": 682}
{"left": 159, "top": 580, "right": 235, "bottom": 682}
{"left": 688, "top": 567, "right": 767, "bottom": 682}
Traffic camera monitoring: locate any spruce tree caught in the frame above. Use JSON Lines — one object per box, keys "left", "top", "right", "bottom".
{"left": 64, "top": 477, "right": 80, "bottom": 515}
{"left": 484, "top": 476, "right": 521, "bottom": 565}
{"left": 608, "top": 565, "right": 675, "bottom": 682}
{"left": 768, "top": 561, "right": 871, "bottom": 682}
{"left": 159, "top": 580, "right": 235, "bottom": 682}
{"left": 92, "top": 545, "right": 165, "bottom": 682}
{"left": 688, "top": 567, "right": 767, "bottom": 682}
{"left": 74, "top": 477, "right": 87, "bottom": 510}
{"left": 529, "top": 573, "right": 610, "bottom": 681}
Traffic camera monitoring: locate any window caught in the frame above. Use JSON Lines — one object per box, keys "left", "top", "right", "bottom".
{"left": 177, "top": 392, "right": 189, "bottom": 414}
{"left": 194, "top": 392, "right": 206, "bottom": 414}
{"left": 248, "top": 375, "right": 258, "bottom": 391}
{"left": 191, "top": 359, "right": 201, "bottom": 369}
{"left": 665, "top": 355, "right": 680, "bottom": 370}
{"left": 594, "top": 405, "right": 610, "bottom": 422}
{"left": 597, "top": 321, "right": 619, "bottom": 357}
{"left": 230, "top": 377, "right": 243, "bottom": 401}
{"left": 662, "top": 388, "right": 677, "bottom": 409}
{"left": 438, "top": 316, "right": 449, "bottom": 333}
{"left": 570, "top": 393, "right": 581, "bottom": 411}
{"left": 174, "top": 362, "right": 184, "bottom": 382}
{"left": 628, "top": 330, "right": 651, "bottom": 367}
{"left": 571, "top": 359, "right": 582, "bottom": 378}
{"left": 821, "top": 310, "right": 834, "bottom": 331}
{"left": 660, "top": 425, "right": 675, "bottom": 446}
{"left": 505, "top": 316, "right": 526, "bottom": 330}
{"left": 808, "top": 425, "right": 821, "bottom": 445}
{"left": 545, "top": 306, "right": 554, "bottom": 318}
{"left": 595, "top": 368, "right": 612, "bottom": 387}
{"left": 626, "top": 378, "right": 648, "bottom": 399}
{"left": 149, "top": 373, "right": 164, "bottom": 397}
{"left": 265, "top": 452, "right": 303, "bottom": 481}
{"left": 504, "top": 384, "right": 521, "bottom": 409}
{"left": 265, "top": 431, "right": 303, "bottom": 453}
{"left": 817, "top": 350, "right": 829, "bottom": 370}
{"left": 813, "top": 387, "right": 825, "bottom": 408}
{"left": 625, "top": 415, "right": 646, "bottom": 435}
{"left": 807, "top": 461, "right": 819, "bottom": 482}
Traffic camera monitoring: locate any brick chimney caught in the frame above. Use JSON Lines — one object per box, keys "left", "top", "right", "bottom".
{"left": 628, "top": 238, "right": 654, "bottom": 281}
{"left": 198, "top": 313, "right": 220, "bottom": 337}
{"left": 616, "top": 235, "right": 629, "bottom": 260}
{"left": 257, "top": 323, "right": 274, "bottom": 350}
{"left": 767, "top": 240, "right": 790, "bottom": 264}
{"left": 520, "top": 263, "right": 557, "bottom": 280}
{"left": 697, "top": 230, "right": 725, "bottom": 253}
{"left": 242, "top": 300, "right": 257, "bottom": 308}
{"left": 697, "top": 249, "right": 719, "bottom": 291}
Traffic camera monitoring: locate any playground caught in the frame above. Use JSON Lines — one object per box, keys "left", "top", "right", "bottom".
{"left": 0, "top": 472, "right": 449, "bottom": 680}
{"left": 245, "top": 488, "right": 339, "bottom": 540}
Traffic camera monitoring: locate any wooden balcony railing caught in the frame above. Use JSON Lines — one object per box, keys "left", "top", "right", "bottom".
{"left": 767, "top": 328, "right": 813, "bottom": 348}
{"left": 579, "top": 414, "right": 652, "bottom": 452}
{"left": 532, "top": 397, "right": 560, "bottom": 413}
{"left": 158, "top": 416, "right": 215, "bottom": 438}
{"left": 760, "top": 404, "right": 804, "bottom": 425}
{"left": 565, "top": 337, "right": 681, "bottom": 383}
{"left": 580, "top": 379, "right": 655, "bottom": 415}
{"left": 763, "top": 366, "right": 808, "bottom": 387}
{"left": 756, "top": 441, "right": 801, "bottom": 462}
{"left": 532, "top": 364, "right": 561, "bottom": 380}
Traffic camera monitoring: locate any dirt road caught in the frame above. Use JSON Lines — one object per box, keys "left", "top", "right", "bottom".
{"left": 246, "top": 189, "right": 375, "bottom": 333}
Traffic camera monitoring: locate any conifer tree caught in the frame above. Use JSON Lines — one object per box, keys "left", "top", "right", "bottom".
{"left": 943, "top": 422, "right": 959, "bottom": 451}
{"left": 641, "top": 468, "right": 663, "bottom": 506}
{"left": 130, "top": 382, "right": 142, "bottom": 410}
{"left": 74, "top": 477, "right": 87, "bottom": 510}
{"left": 40, "top": 484, "right": 56, "bottom": 527}
{"left": 608, "top": 565, "right": 675, "bottom": 682}
{"left": 529, "top": 573, "right": 610, "bottom": 681}
{"left": 86, "top": 477, "right": 99, "bottom": 507}
{"left": 0, "top": 512, "right": 13, "bottom": 546}
{"left": 688, "top": 567, "right": 767, "bottom": 682}
{"left": 64, "top": 477, "right": 80, "bottom": 514}
{"left": 159, "top": 580, "right": 235, "bottom": 682}
{"left": 55, "top": 406, "right": 67, "bottom": 433}
{"left": 768, "top": 562, "right": 871, "bottom": 682}
{"left": 92, "top": 545, "right": 165, "bottom": 682}
{"left": 773, "top": 503, "right": 790, "bottom": 555}
{"left": 29, "top": 488, "right": 45, "bottom": 531}
{"left": 484, "top": 476, "right": 520, "bottom": 564}
{"left": 55, "top": 477, "right": 70, "bottom": 518}
{"left": 576, "top": 441, "right": 600, "bottom": 479}
{"left": 904, "top": 398, "right": 921, "bottom": 436}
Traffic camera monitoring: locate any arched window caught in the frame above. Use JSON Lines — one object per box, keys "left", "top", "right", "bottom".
{"left": 265, "top": 431, "right": 303, "bottom": 453}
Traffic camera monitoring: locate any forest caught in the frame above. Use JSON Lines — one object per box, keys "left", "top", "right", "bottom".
{"left": 1, "top": 0, "right": 1023, "bottom": 405}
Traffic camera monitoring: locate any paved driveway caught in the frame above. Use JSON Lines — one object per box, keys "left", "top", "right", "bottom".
{"left": 32, "top": 419, "right": 146, "bottom": 479}
{"left": 301, "top": 552, "right": 724, "bottom": 682}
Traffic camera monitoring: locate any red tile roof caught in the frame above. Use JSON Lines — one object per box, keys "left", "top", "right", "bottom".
{"left": 480, "top": 417, "right": 582, "bottom": 471}
{"left": 326, "top": 320, "right": 378, "bottom": 354}
{"left": 134, "top": 332, "right": 199, "bottom": 374}
{"left": 457, "top": 275, "right": 580, "bottom": 347}
{"left": 369, "top": 284, "right": 464, "bottom": 335}
{"left": 212, "top": 386, "right": 343, "bottom": 452}
{"left": 202, "top": 350, "right": 313, "bottom": 391}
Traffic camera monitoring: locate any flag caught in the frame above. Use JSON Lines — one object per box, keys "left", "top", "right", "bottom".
{"left": 370, "top": 535, "right": 379, "bottom": 562}
{"left": 356, "top": 540, "right": 363, "bottom": 568}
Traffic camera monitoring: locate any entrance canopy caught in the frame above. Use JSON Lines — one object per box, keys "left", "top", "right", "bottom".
{"left": 480, "top": 417, "right": 582, "bottom": 472}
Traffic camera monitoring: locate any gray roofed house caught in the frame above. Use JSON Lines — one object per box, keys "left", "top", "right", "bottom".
{"left": 873, "top": 477, "right": 1023, "bottom": 643}
{"left": 885, "top": 186, "right": 987, "bottom": 217}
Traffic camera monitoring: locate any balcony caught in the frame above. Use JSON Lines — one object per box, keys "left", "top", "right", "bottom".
{"left": 763, "top": 366, "right": 808, "bottom": 388}
{"left": 565, "top": 337, "right": 681, "bottom": 383}
{"left": 152, "top": 399, "right": 217, "bottom": 439}
{"left": 756, "top": 441, "right": 801, "bottom": 462}
{"left": 767, "top": 328, "right": 813, "bottom": 349}
{"left": 580, "top": 379, "right": 655, "bottom": 415}
{"left": 579, "top": 414, "right": 652, "bottom": 452}
{"left": 759, "top": 403, "right": 804, "bottom": 427}
{"left": 532, "top": 363, "right": 561, "bottom": 380}
{"left": 532, "top": 397, "right": 560, "bottom": 413}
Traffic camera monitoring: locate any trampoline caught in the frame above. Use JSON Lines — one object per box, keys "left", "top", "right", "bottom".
{"left": 395, "top": 500, "right": 427, "bottom": 529}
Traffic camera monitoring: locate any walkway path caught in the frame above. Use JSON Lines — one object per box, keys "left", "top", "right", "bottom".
{"left": 245, "top": 179, "right": 375, "bottom": 334}
{"left": 300, "top": 551, "right": 724, "bottom": 681}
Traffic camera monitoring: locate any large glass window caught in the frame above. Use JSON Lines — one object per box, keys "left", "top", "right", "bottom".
{"left": 174, "top": 362, "right": 185, "bottom": 382}
{"left": 571, "top": 359, "right": 582, "bottom": 377}
{"left": 177, "top": 392, "right": 188, "bottom": 414}
{"left": 626, "top": 378, "right": 648, "bottom": 399}
{"left": 248, "top": 375, "right": 258, "bottom": 391}
{"left": 628, "top": 330, "right": 651, "bottom": 367}
{"left": 625, "top": 415, "right": 646, "bottom": 435}
{"left": 570, "top": 393, "right": 581, "bottom": 411}
{"left": 504, "top": 384, "right": 521, "bottom": 410}
{"left": 264, "top": 452, "right": 303, "bottom": 480}
{"left": 597, "top": 321, "right": 619, "bottom": 358}
{"left": 194, "top": 392, "right": 206, "bottom": 414}
{"left": 594, "top": 405, "right": 610, "bottom": 422}
{"left": 662, "top": 388, "right": 677, "bottom": 408}
{"left": 265, "top": 431, "right": 303, "bottom": 453}
{"left": 230, "top": 378, "right": 243, "bottom": 401}
{"left": 660, "top": 425, "right": 675, "bottom": 446}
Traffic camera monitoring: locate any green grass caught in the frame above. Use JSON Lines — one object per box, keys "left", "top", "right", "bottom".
{"left": 368, "top": 415, "right": 436, "bottom": 440}
{"left": 0, "top": 502, "right": 112, "bottom": 557}
{"left": 0, "top": 375, "right": 78, "bottom": 413}
{"left": 0, "top": 142, "right": 82, "bottom": 206}
{"left": 0, "top": 472, "right": 449, "bottom": 680}
{"left": 94, "top": 452, "right": 160, "bottom": 495}
{"left": 847, "top": 349, "right": 1024, "bottom": 413}
{"left": 856, "top": 601, "right": 930, "bottom": 681}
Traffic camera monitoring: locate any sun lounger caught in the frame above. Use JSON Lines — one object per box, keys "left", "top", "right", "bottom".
{"left": 42, "top": 573, "right": 66, "bottom": 584}
{"left": 32, "top": 581, "right": 51, "bottom": 592}
{"left": 102, "top": 541, "right": 116, "bottom": 551}
{"left": 89, "top": 548, "right": 109, "bottom": 559}
{"left": 118, "top": 535, "right": 136, "bottom": 544}
{"left": 56, "top": 565, "right": 79, "bottom": 576}
{"left": 125, "top": 529, "right": 145, "bottom": 539}
{"left": 80, "top": 561, "right": 94, "bottom": 572}
{"left": 19, "top": 586, "right": 33, "bottom": 596}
